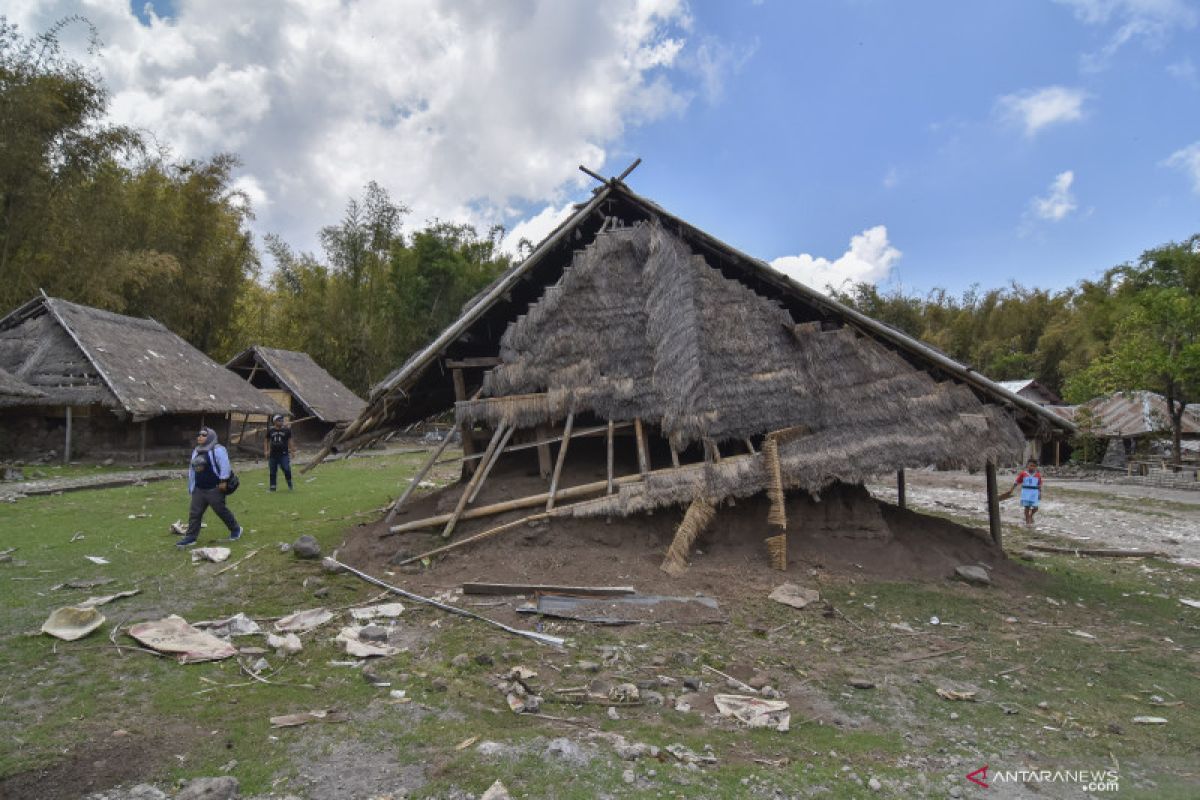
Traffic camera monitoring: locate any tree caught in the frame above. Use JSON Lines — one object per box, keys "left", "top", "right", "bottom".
{"left": 1065, "top": 236, "right": 1200, "bottom": 465}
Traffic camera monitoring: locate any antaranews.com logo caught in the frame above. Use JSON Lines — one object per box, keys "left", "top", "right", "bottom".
{"left": 966, "top": 764, "right": 1120, "bottom": 792}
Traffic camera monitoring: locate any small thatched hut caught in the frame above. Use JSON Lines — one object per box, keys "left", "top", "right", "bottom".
{"left": 225, "top": 345, "right": 366, "bottom": 443}
{"left": 0, "top": 295, "right": 285, "bottom": 462}
{"left": 318, "top": 175, "right": 1074, "bottom": 567}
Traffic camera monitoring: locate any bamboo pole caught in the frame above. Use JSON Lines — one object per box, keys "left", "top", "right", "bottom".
{"left": 634, "top": 418, "right": 649, "bottom": 475}
{"left": 442, "top": 422, "right": 508, "bottom": 540}
{"left": 452, "top": 368, "right": 477, "bottom": 477}
{"left": 402, "top": 512, "right": 552, "bottom": 565}
{"left": 546, "top": 412, "right": 575, "bottom": 511}
{"left": 606, "top": 420, "right": 615, "bottom": 495}
{"left": 670, "top": 442, "right": 680, "bottom": 468}
{"left": 536, "top": 424, "right": 552, "bottom": 480}
{"left": 468, "top": 423, "right": 515, "bottom": 504}
{"left": 383, "top": 431, "right": 457, "bottom": 526}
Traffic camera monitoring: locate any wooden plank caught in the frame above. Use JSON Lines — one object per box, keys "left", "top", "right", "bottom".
{"left": 383, "top": 431, "right": 458, "bottom": 525}
{"left": 606, "top": 420, "right": 615, "bottom": 495}
{"left": 1028, "top": 544, "right": 1166, "bottom": 558}
{"left": 536, "top": 424, "right": 552, "bottom": 479}
{"left": 468, "top": 423, "right": 516, "bottom": 504}
{"left": 546, "top": 412, "right": 575, "bottom": 511}
{"left": 634, "top": 418, "right": 649, "bottom": 475}
{"left": 442, "top": 423, "right": 507, "bottom": 539}
{"left": 451, "top": 368, "right": 477, "bottom": 476}
{"left": 897, "top": 469, "right": 906, "bottom": 510}
{"left": 462, "top": 582, "right": 636, "bottom": 597}
{"left": 445, "top": 357, "right": 501, "bottom": 369}
{"left": 985, "top": 461, "right": 1002, "bottom": 548}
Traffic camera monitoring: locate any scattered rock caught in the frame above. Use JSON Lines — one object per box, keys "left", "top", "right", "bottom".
{"left": 267, "top": 632, "right": 302, "bottom": 655}
{"left": 1037, "top": 701, "right": 1049, "bottom": 710}
{"left": 848, "top": 678, "right": 876, "bottom": 690}
{"left": 313, "top": 586, "right": 329, "bottom": 598}
{"left": 576, "top": 660, "right": 601, "bottom": 672}
{"left": 320, "top": 557, "right": 344, "bottom": 574}
{"left": 450, "top": 653, "right": 470, "bottom": 668}
{"left": 545, "top": 737, "right": 591, "bottom": 766}
{"left": 748, "top": 672, "right": 770, "bottom": 690}
{"left": 607, "top": 706, "right": 619, "bottom": 720}
{"left": 641, "top": 689, "right": 665, "bottom": 706}
{"left": 682, "top": 676, "right": 702, "bottom": 691}
{"left": 292, "top": 535, "right": 321, "bottom": 559}
{"left": 431, "top": 677, "right": 449, "bottom": 692}
{"left": 954, "top": 565, "right": 991, "bottom": 586}
{"left": 623, "top": 769, "right": 635, "bottom": 785}
{"left": 761, "top": 686, "right": 782, "bottom": 700}
{"left": 950, "top": 787, "right": 963, "bottom": 798}
{"left": 177, "top": 776, "right": 239, "bottom": 800}
{"left": 615, "top": 742, "right": 650, "bottom": 761}
{"left": 128, "top": 786, "right": 168, "bottom": 800}
{"left": 868, "top": 777, "right": 882, "bottom": 791}
{"left": 359, "top": 625, "right": 389, "bottom": 643}
{"left": 474, "top": 653, "right": 494, "bottom": 666}
{"left": 769, "top": 583, "right": 820, "bottom": 609}
{"left": 479, "top": 780, "right": 511, "bottom": 800}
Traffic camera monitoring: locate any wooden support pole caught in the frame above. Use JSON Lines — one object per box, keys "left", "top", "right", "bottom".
{"left": 468, "top": 423, "right": 515, "bottom": 504}
{"left": 536, "top": 424, "right": 552, "bottom": 480}
{"left": 670, "top": 442, "right": 680, "bottom": 468}
{"left": 546, "top": 412, "right": 575, "bottom": 511}
{"left": 634, "top": 418, "right": 649, "bottom": 476}
{"left": 897, "top": 469, "right": 906, "bottom": 510}
{"left": 1054, "top": 440, "right": 1061, "bottom": 467}
{"left": 139, "top": 421, "right": 147, "bottom": 464}
{"left": 63, "top": 406, "right": 72, "bottom": 465}
{"left": 383, "top": 430, "right": 457, "bottom": 526}
{"left": 403, "top": 512, "right": 552, "bottom": 565}
{"left": 743, "top": 438, "right": 756, "bottom": 455}
{"left": 451, "top": 368, "right": 478, "bottom": 476}
{"left": 606, "top": 420, "right": 615, "bottom": 495}
{"left": 985, "top": 460, "right": 1002, "bottom": 548}
{"left": 442, "top": 423, "right": 507, "bottom": 540}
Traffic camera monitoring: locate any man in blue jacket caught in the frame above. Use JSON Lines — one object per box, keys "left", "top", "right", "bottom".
{"left": 178, "top": 427, "right": 243, "bottom": 547}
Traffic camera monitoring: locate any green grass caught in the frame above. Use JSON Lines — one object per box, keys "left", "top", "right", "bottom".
{"left": 2, "top": 457, "right": 1198, "bottom": 798}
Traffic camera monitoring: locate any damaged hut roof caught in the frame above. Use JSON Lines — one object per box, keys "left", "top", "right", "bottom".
{"left": 0, "top": 366, "right": 44, "bottom": 405}
{"left": 335, "top": 177, "right": 1074, "bottom": 453}
{"left": 1073, "top": 391, "right": 1200, "bottom": 438}
{"left": 0, "top": 295, "right": 285, "bottom": 420}
{"left": 226, "top": 345, "right": 366, "bottom": 423}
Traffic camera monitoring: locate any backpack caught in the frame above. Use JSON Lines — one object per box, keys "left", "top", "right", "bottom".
{"left": 207, "top": 449, "right": 240, "bottom": 495}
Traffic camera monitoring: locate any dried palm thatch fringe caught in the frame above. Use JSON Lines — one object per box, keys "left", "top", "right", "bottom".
{"left": 660, "top": 497, "right": 716, "bottom": 576}
{"left": 763, "top": 436, "right": 786, "bottom": 530}
{"left": 765, "top": 533, "right": 787, "bottom": 571}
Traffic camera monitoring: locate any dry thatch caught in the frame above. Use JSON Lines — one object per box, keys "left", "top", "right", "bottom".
{"left": 226, "top": 345, "right": 366, "bottom": 423}
{"left": 0, "top": 296, "right": 284, "bottom": 421}
{"left": 0, "top": 366, "right": 43, "bottom": 405}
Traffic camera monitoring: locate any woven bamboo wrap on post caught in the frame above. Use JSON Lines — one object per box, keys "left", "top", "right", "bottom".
{"left": 765, "top": 533, "right": 787, "bottom": 571}
{"left": 660, "top": 497, "right": 716, "bottom": 576}
{"left": 763, "top": 436, "right": 787, "bottom": 529}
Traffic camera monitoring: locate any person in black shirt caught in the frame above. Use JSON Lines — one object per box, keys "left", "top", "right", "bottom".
{"left": 265, "top": 414, "right": 295, "bottom": 491}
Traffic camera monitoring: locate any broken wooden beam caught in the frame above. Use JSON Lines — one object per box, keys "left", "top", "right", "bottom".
{"left": 468, "top": 423, "right": 515, "bottom": 504}
{"left": 383, "top": 429, "right": 457, "bottom": 525}
{"left": 1027, "top": 544, "right": 1167, "bottom": 558}
{"left": 546, "top": 412, "right": 575, "bottom": 511}
{"left": 442, "top": 422, "right": 508, "bottom": 539}
{"left": 634, "top": 418, "right": 649, "bottom": 475}
{"left": 445, "top": 357, "right": 501, "bottom": 369}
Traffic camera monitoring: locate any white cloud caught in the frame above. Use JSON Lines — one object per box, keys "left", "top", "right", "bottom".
{"left": 7, "top": 1, "right": 715, "bottom": 256}
{"left": 500, "top": 201, "right": 578, "bottom": 256}
{"left": 1030, "top": 171, "right": 1079, "bottom": 222}
{"left": 1163, "top": 142, "right": 1200, "bottom": 191}
{"left": 996, "top": 86, "right": 1089, "bottom": 137}
{"left": 882, "top": 167, "right": 899, "bottom": 189}
{"left": 1166, "top": 57, "right": 1197, "bottom": 83}
{"left": 1056, "top": 0, "right": 1199, "bottom": 70}
{"left": 769, "top": 226, "right": 901, "bottom": 294}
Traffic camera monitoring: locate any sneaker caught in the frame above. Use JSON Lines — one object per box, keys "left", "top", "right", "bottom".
{"left": 269, "top": 486, "right": 277, "bottom": 492}
{"left": 229, "top": 527, "right": 243, "bottom": 542}
{"left": 176, "top": 536, "right": 198, "bottom": 548}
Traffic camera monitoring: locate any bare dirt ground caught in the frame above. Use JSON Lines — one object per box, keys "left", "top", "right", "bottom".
{"left": 866, "top": 469, "right": 1200, "bottom": 565}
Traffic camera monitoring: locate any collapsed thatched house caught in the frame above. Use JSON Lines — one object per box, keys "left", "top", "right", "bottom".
{"left": 226, "top": 345, "right": 366, "bottom": 443}
{"left": 318, "top": 176, "right": 1074, "bottom": 568}
{"left": 0, "top": 295, "right": 285, "bottom": 462}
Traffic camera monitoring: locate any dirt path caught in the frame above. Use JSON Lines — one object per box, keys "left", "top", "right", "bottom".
{"left": 867, "top": 469, "right": 1200, "bottom": 564}
{"left": 0, "top": 469, "right": 186, "bottom": 502}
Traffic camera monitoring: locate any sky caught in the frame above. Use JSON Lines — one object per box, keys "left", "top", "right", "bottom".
{"left": 6, "top": 0, "right": 1200, "bottom": 295}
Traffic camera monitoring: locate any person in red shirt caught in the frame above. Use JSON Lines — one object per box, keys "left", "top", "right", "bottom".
{"left": 1011, "top": 459, "right": 1044, "bottom": 527}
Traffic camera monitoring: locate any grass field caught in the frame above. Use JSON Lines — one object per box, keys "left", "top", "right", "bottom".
{"left": 1, "top": 453, "right": 1197, "bottom": 799}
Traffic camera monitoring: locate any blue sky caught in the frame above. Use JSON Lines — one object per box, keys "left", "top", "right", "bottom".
{"left": 15, "top": 1, "right": 1200, "bottom": 294}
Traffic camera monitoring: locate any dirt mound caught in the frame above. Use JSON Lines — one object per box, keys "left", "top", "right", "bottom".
{"left": 338, "top": 466, "right": 1026, "bottom": 604}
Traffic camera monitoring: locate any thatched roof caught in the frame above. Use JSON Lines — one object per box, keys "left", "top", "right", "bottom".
{"left": 0, "top": 366, "right": 43, "bottom": 405}
{"left": 342, "top": 179, "right": 1074, "bottom": 447}
{"left": 0, "top": 295, "right": 285, "bottom": 420}
{"left": 226, "top": 345, "right": 366, "bottom": 423}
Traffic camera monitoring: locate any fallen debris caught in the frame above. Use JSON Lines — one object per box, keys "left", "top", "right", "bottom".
{"left": 462, "top": 582, "right": 636, "bottom": 597}
{"left": 702, "top": 664, "right": 757, "bottom": 694}
{"left": 665, "top": 743, "right": 718, "bottom": 765}
{"left": 195, "top": 613, "right": 261, "bottom": 637}
{"left": 768, "top": 583, "right": 820, "bottom": 609}
{"left": 274, "top": 607, "right": 335, "bottom": 633}
{"left": 953, "top": 565, "right": 991, "bottom": 586}
{"left": 848, "top": 678, "right": 876, "bottom": 689}
{"left": 714, "top": 694, "right": 790, "bottom": 732}
{"left": 127, "top": 615, "right": 237, "bottom": 663}
{"left": 215, "top": 547, "right": 261, "bottom": 575}
{"left": 1070, "top": 630, "right": 1097, "bottom": 640}
{"left": 1028, "top": 544, "right": 1167, "bottom": 558}
{"left": 529, "top": 593, "right": 723, "bottom": 625}
{"left": 1179, "top": 598, "right": 1200, "bottom": 609}
{"left": 84, "top": 555, "right": 110, "bottom": 565}
{"left": 936, "top": 688, "right": 977, "bottom": 701}
{"left": 41, "top": 606, "right": 105, "bottom": 641}
{"left": 269, "top": 709, "right": 347, "bottom": 728}
{"left": 191, "top": 547, "right": 231, "bottom": 563}
{"left": 349, "top": 602, "right": 405, "bottom": 621}
{"left": 268, "top": 632, "right": 302, "bottom": 655}
{"left": 78, "top": 589, "right": 140, "bottom": 608}
{"left": 328, "top": 558, "right": 564, "bottom": 647}
{"left": 334, "top": 625, "right": 400, "bottom": 657}
{"left": 479, "top": 780, "right": 512, "bottom": 800}
{"left": 1132, "top": 716, "right": 1168, "bottom": 725}
{"left": 55, "top": 577, "right": 115, "bottom": 590}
